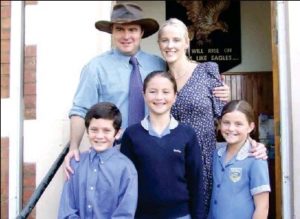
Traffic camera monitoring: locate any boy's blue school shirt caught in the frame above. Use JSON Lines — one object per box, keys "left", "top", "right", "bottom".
{"left": 58, "top": 147, "right": 138, "bottom": 219}
{"left": 208, "top": 140, "right": 271, "bottom": 219}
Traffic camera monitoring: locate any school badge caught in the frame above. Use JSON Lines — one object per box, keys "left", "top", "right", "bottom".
{"left": 229, "top": 167, "right": 242, "bottom": 182}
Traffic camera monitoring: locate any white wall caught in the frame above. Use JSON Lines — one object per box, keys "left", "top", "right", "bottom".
{"left": 231, "top": 1, "right": 272, "bottom": 72}
{"left": 24, "top": 1, "right": 112, "bottom": 218}
{"left": 130, "top": 1, "right": 166, "bottom": 57}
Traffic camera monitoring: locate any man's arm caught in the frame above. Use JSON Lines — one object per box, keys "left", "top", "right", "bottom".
{"left": 64, "top": 115, "right": 85, "bottom": 179}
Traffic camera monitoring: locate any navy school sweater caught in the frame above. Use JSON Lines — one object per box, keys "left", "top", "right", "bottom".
{"left": 120, "top": 123, "right": 205, "bottom": 219}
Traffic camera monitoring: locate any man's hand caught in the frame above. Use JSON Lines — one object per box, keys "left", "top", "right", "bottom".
{"left": 64, "top": 148, "right": 80, "bottom": 180}
{"left": 248, "top": 138, "right": 268, "bottom": 160}
{"left": 65, "top": 115, "right": 85, "bottom": 179}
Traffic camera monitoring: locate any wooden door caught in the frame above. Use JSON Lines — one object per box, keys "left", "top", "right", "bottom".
{"left": 271, "top": 2, "right": 282, "bottom": 219}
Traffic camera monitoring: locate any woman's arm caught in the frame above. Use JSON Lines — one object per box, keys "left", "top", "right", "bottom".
{"left": 248, "top": 138, "right": 268, "bottom": 160}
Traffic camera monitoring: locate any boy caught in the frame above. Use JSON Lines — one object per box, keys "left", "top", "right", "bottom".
{"left": 58, "top": 102, "right": 138, "bottom": 219}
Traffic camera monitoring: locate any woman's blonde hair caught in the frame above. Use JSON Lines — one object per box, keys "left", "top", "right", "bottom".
{"left": 158, "top": 18, "right": 191, "bottom": 57}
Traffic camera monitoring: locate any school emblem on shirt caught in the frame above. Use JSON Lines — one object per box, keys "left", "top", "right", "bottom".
{"left": 173, "top": 149, "right": 182, "bottom": 153}
{"left": 229, "top": 168, "right": 242, "bottom": 182}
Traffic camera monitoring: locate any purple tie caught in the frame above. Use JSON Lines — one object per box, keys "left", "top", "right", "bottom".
{"left": 128, "top": 56, "right": 145, "bottom": 126}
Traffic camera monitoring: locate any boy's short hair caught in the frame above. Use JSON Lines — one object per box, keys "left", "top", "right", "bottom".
{"left": 85, "top": 102, "right": 122, "bottom": 132}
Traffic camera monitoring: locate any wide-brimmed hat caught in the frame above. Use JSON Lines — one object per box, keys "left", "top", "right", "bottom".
{"left": 95, "top": 3, "right": 159, "bottom": 38}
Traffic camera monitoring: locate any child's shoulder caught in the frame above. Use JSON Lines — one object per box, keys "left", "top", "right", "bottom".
{"left": 112, "top": 148, "right": 137, "bottom": 174}
{"left": 175, "top": 123, "right": 199, "bottom": 141}
{"left": 239, "top": 151, "right": 269, "bottom": 171}
{"left": 213, "top": 142, "right": 227, "bottom": 157}
{"left": 69, "top": 150, "right": 90, "bottom": 168}
{"left": 177, "top": 123, "right": 196, "bottom": 133}
{"left": 78, "top": 150, "right": 90, "bottom": 160}
{"left": 123, "top": 123, "right": 143, "bottom": 135}
{"left": 247, "top": 156, "right": 269, "bottom": 167}
{"left": 216, "top": 142, "right": 227, "bottom": 150}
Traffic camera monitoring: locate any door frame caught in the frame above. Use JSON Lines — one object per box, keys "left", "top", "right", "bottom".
{"left": 271, "top": 1, "right": 294, "bottom": 218}
{"left": 271, "top": 2, "right": 282, "bottom": 218}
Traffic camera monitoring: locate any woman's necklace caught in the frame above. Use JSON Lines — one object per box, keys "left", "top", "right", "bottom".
{"left": 172, "top": 70, "right": 189, "bottom": 80}
{"left": 169, "top": 59, "right": 196, "bottom": 80}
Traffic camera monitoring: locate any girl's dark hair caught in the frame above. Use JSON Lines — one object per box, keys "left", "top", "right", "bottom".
{"left": 143, "top": 71, "right": 177, "bottom": 93}
{"left": 85, "top": 102, "right": 122, "bottom": 132}
{"left": 221, "top": 100, "right": 255, "bottom": 123}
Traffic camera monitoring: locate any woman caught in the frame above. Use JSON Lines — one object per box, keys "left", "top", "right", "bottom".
{"left": 157, "top": 18, "right": 267, "bottom": 213}
{"left": 158, "top": 18, "right": 227, "bottom": 212}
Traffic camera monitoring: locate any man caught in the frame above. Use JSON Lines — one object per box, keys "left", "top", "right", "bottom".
{"left": 65, "top": 3, "right": 166, "bottom": 178}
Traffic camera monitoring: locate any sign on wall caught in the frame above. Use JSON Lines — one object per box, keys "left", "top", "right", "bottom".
{"left": 166, "top": 0, "right": 241, "bottom": 73}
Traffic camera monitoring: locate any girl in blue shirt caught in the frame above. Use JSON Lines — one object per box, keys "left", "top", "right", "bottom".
{"left": 121, "top": 71, "right": 205, "bottom": 219}
{"left": 209, "top": 100, "right": 270, "bottom": 219}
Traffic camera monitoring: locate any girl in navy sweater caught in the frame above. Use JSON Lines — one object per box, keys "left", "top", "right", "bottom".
{"left": 121, "top": 71, "right": 205, "bottom": 219}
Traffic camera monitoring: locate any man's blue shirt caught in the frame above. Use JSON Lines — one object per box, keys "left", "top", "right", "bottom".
{"left": 69, "top": 49, "right": 165, "bottom": 129}
{"left": 58, "top": 147, "right": 138, "bottom": 219}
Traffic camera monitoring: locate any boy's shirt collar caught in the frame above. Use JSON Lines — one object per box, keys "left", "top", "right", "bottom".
{"left": 89, "top": 146, "right": 116, "bottom": 163}
{"left": 217, "top": 139, "right": 251, "bottom": 161}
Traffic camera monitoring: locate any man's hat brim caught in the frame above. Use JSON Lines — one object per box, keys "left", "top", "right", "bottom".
{"left": 95, "top": 18, "right": 159, "bottom": 38}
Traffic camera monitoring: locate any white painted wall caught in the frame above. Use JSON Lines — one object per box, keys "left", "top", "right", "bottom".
{"left": 130, "top": 1, "right": 166, "bottom": 57}
{"left": 24, "top": 1, "right": 112, "bottom": 218}
{"left": 231, "top": 1, "right": 272, "bottom": 72}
